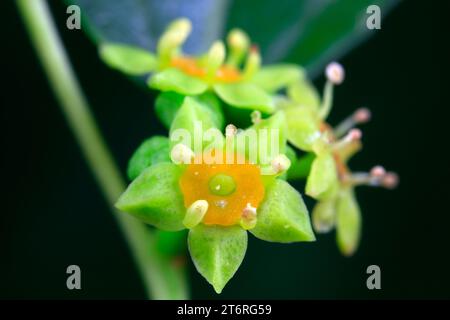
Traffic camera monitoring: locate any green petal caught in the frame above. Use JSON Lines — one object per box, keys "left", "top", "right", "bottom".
{"left": 287, "top": 79, "right": 320, "bottom": 111}
{"left": 213, "top": 83, "right": 274, "bottom": 113}
{"left": 284, "top": 107, "right": 321, "bottom": 151}
{"left": 127, "top": 136, "right": 170, "bottom": 180}
{"left": 336, "top": 188, "right": 361, "bottom": 256}
{"left": 148, "top": 68, "right": 208, "bottom": 95}
{"left": 306, "top": 153, "right": 338, "bottom": 199}
{"left": 115, "top": 163, "right": 185, "bottom": 231}
{"left": 156, "top": 92, "right": 225, "bottom": 130}
{"left": 188, "top": 225, "right": 247, "bottom": 294}
{"left": 99, "top": 43, "right": 157, "bottom": 75}
{"left": 312, "top": 199, "right": 336, "bottom": 233}
{"left": 250, "top": 179, "right": 315, "bottom": 243}
{"left": 169, "top": 96, "right": 223, "bottom": 151}
{"left": 235, "top": 111, "right": 287, "bottom": 166}
{"left": 196, "top": 92, "right": 225, "bottom": 130}
{"left": 251, "top": 64, "right": 305, "bottom": 93}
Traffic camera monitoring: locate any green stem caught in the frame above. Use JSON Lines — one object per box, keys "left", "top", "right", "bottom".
{"left": 17, "top": 0, "right": 188, "bottom": 300}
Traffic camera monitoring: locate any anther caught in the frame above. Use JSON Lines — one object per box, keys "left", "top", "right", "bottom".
{"left": 183, "top": 200, "right": 208, "bottom": 228}
{"left": 240, "top": 203, "right": 257, "bottom": 230}
{"left": 334, "top": 108, "right": 372, "bottom": 138}
{"left": 332, "top": 129, "right": 362, "bottom": 151}
{"left": 170, "top": 143, "right": 194, "bottom": 164}
{"left": 243, "top": 45, "right": 261, "bottom": 79}
{"left": 225, "top": 124, "right": 238, "bottom": 138}
{"left": 382, "top": 172, "right": 399, "bottom": 189}
{"left": 370, "top": 165, "right": 386, "bottom": 178}
{"left": 251, "top": 111, "right": 262, "bottom": 124}
{"left": 353, "top": 107, "right": 371, "bottom": 123}
{"left": 271, "top": 154, "right": 291, "bottom": 174}
{"left": 325, "top": 62, "right": 345, "bottom": 85}
{"left": 206, "top": 41, "right": 226, "bottom": 78}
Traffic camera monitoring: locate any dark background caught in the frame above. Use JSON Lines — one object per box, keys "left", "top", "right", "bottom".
{"left": 1, "top": 0, "right": 449, "bottom": 299}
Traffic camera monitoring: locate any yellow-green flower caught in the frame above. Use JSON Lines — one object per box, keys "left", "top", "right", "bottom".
{"left": 99, "top": 18, "right": 304, "bottom": 113}
{"left": 115, "top": 97, "right": 315, "bottom": 293}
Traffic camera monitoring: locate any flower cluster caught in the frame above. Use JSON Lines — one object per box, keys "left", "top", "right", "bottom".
{"left": 100, "top": 18, "right": 398, "bottom": 293}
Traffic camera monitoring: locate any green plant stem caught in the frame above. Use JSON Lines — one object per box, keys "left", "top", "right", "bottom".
{"left": 17, "top": 0, "right": 188, "bottom": 300}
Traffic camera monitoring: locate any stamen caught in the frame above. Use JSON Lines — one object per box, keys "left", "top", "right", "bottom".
{"left": 370, "top": 165, "right": 386, "bottom": 178}
{"left": 382, "top": 172, "right": 399, "bottom": 189}
{"left": 271, "top": 154, "right": 291, "bottom": 174}
{"left": 243, "top": 45, "right": 261, "bottom": 79}
{"left": 240, "top": 203, "right": 257, "bottom": 230}
{"left": 225, "top": 124, "right": 238, "bottom": 137}
{"left": 344, "top": 166, "right": 399, "bottom": 189}
{"left": 183, "top": 200, "right": 208, "bottom": 228}
{"left": 157, "top": 18, "right": 192, "bottom": 61}
{"left": 319, "top": 62, "right": 345, "bottom": 120}
{"left": 250, "top": 110, "right": 262, "bottom": 124}
{"left": 206, "top": 41, "right": 226, "bottom": 79}
{"left": 353, "top": 107, "right": 372, "bottom": 123}
{"left": 334, "top": 107, "right": 372, "bottom": 138}
{"left": 226, "top": 28, "right": 249, "bottom": 66}
{"left": 332, "top": 129, "right": 362, "bottom": 151}
{"left": 170, "top": 143, "right": 194, "bottom": 164}
{"left": 326, "top": 62, "right": 345, "bottom": 85}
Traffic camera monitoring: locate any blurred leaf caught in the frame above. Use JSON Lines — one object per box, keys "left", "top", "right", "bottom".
{"left": 67, "top": 0, "right": 230, "bottom": 54}
{"left": 226, "top": 0, "right": 399, "bottom": 76}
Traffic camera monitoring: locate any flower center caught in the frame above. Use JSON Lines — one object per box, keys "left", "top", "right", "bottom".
{"left": 208, "top": 173, "right": 236, "bottom": 196}
{"left": 179, "top": 152, "right": 265, "bottom": 226}
{"left": 170, "top": 57, "right": 241, "bottom": 83}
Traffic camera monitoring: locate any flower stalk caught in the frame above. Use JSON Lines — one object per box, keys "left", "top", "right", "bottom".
{"left": 16, "top": 0, "right": 188, "bottom": 300}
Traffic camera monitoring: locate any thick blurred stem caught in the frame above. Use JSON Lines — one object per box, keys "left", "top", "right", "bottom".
{"left": 16, "top": 0, "right": 188, "bottom": 300}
